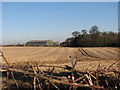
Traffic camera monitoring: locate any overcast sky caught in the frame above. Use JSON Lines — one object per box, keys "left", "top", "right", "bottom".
{"left": 2, "top": 2, "right": 118, "bottom": 45}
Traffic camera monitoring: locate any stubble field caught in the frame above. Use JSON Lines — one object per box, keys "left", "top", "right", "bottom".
{"left": 2, "top": 47, "right": 118, "bottom": 71}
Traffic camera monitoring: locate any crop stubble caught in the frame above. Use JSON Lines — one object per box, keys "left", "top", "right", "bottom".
{"left": 1, "top": 47, "right": 118, "bottom": 71}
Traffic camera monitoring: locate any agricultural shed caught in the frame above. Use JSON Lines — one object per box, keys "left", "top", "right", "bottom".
{"left": 25, "top": 40, "right": 53, "bottom": 46}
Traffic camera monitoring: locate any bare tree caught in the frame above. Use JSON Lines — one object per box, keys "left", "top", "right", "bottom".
{"left": 89, "top": 26, "right": 99, "bottom": 34}
{"left": 81, "top": 30, "right": 87, "bottom": 35}
{"left": 72, "top": 31, "right": 80, "bottom": 38}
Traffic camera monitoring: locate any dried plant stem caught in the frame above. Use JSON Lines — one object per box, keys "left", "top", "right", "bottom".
{"left": 36, "top": 78, "right": 43, "bottom": 90}
{"left": 2, "top": 67, "right": 104, "bottom": 89}
{"left": 11, "top": 72, "right": 19, "bottom": 88}
{"left": 34, "top": 66, "right": 43, "bottom": 90}
{"left": 107, "top": 61, "right": 117, "bottom": 69}
{"left": 87, "top": 72, "right": 97, "bottom": 80}
{"left": 1, "top": 50, "right": 19, "bottom": 88}
{"left": 6, "top": 71, "right": 9, "bottom": 89}
{"left": 0, "top": 51, "right": 10, "bottom": 67}
{"left": 51, "top": 83, "right": 60, "bottom": 90}
{"left": 37, "top": 65, "right": 45, "bottom": 75}
{"left": 75, "top": 75, "right": 86, "bottom": 83}
{"left": 32, "top": 65, "right": 36, "bottom": 90}
{"left": 85, "top": 74, "right": 93, "bottom": 85}
{"left": 96, "top": 72, "right": 99, "bottom": 85}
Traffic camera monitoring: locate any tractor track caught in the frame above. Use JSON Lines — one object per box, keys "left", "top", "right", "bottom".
{"left": 78, "top": 48, "right": 99, "bottom": 58}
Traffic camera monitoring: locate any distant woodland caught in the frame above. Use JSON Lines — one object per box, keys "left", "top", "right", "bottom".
{"left": 61, "top": 26, "right": 119, "bottom": 47}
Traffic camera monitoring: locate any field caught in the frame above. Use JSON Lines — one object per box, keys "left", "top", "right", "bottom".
{"left": 2, "top": 47, "right": 118, "bottom": 71}
{"left": 1, "top": 47, "right": 119, "bottom": 89}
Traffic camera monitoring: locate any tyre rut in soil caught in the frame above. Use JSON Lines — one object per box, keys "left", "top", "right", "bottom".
{"left": 78, "top": 48, "right": 99, "bottom": 58}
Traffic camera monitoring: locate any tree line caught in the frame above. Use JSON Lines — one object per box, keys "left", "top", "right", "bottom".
{"left": 62, "top": 26, "right": 118, "bottom": 47}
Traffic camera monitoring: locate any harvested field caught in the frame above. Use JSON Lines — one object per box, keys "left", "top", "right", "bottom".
{"left": 2, "top": 47, "right": 118, "bottom": 71}
{"left": 1, "top": 47, "right": 119, "bottom": 89}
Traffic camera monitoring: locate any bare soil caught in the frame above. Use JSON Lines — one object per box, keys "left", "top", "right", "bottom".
{"left": 1, "top": 47, "right": 118, "bottom": 71}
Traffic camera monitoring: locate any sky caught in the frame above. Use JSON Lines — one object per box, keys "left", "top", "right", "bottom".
{"left": 2, "top": 2, "right": 118, "bottom": 45}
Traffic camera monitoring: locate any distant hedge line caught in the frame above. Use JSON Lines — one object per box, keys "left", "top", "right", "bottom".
{"left": 63, "top": 26, "right": 119, "bottom": 47}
